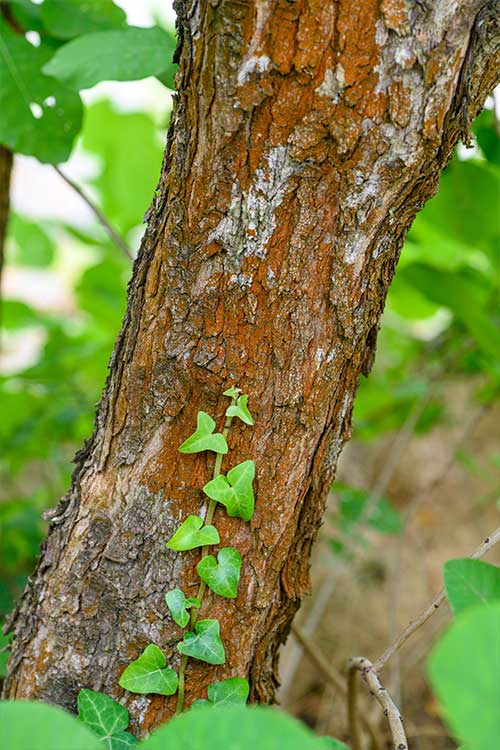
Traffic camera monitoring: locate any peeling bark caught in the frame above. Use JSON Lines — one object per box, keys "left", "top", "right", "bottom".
{"left": 3, "top": 0, "right": 499, "bottom": 736}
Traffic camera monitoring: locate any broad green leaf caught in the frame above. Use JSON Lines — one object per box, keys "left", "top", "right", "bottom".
{"left": 81, "top": 100, "right": 164, "bottom": 234}
{"left": 40, "top": 0, "right": 126, "bottom": 40}
{"left": 77, "top": 690, "right": 138, "bottom": 749}
{"left": 118, "top": 644, "right": 178, "bottom": 696}
{"left": 140, "top": 705, "right": 346, "bottom": 750}
{"left": 427, "top": 602, "right": 500, "bottom": 750}
{"left": 179, "top": 412, "right": 228, "bottom": 454}
{"left": 0, "top": 699, "right": 102, "bottom": 750}
{"left": 43, "top": 26, "right": 175, "bottom": 90}
{"left": 166, "top": 515, "right": 220, "bottom": 551}
{"left": 177, "top": 619, "right": 225, "bottom": 665}
{"left": 10, "top": 1, "right": 45, "bottom": 34}
{"left": 165, "top": 588, "right": 200, "bottom": 628}
{"left": 0, "top": 21, "right": 83, "bottom": 163}
{"left": 444, "top": 558, "right": 500, "bottom": 615}
{"left": 208, "top": 677, "right": 249, "bottom": 705}
{"left": 226, "top": 395, "right": 254, "bottom": 425}
{"left": 1, "top": 300, "right": 40, "bottom": 330}
{"left": 203, "top": 460, "right": 255, "bottom": 521}
{"left": 223, "top": 386, "right": 242, "bottom": 399}
{"left": 197, "top": 547, "right": 242, "bottom": 599}
{"left": 473, "top": 109, "right": 500, "bottom": 165}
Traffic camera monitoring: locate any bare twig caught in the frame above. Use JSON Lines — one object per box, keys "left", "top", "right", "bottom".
{"left": 348, "top": 656, "right": 408, "bottom": 750}
{"left": 53, "top": 166, "right": 133, "bottom": 260}
{"left": 291, "top": 625, "right": 383, "bottom": 750}
{"left": 374, "top": 525, "right": 500, "bottom": 672}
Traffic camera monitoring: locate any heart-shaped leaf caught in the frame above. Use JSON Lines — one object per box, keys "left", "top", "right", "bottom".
{"left": 197, "top": 548, "right": 242, "bottom": 599}
{"left": 166, "top": 515, "right": 220, "bottom": 551}
{"left": 178, "top": 412, "right": 228, "bottom": 454}
{"left": 77, "top": 690, "right": 138, "bottom": 748}
{"left": 223, "top": 386, "right": 242, "bottom": 399}
{"left": 118, "top": 644, "right": 178, "bottom": 696}
{"left": 192, "top": 677, "right": 249, "bottom": 709}
{"left": 226, "top": 395, "right": 254, "bottom": 425}
{"left": 177, "top": 619, "right": 225, "bottom": 665}
{"left": 203, "top": 460, "right": 255, "bottom": 521}
{"left": 165, "top": 589, "right": 200, "bottom": 628}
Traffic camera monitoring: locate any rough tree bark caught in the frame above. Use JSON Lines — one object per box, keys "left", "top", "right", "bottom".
{"left": 3, "top": 0, "right": 499, "bottom": 736}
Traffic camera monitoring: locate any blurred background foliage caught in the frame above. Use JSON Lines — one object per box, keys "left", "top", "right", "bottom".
{"left": 0, "top": 1, "right": 499, "bottom": 745}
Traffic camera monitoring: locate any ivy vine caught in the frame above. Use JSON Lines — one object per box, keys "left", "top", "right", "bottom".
{"left": 78, "top": 386, "right": 255, "bottom": 735}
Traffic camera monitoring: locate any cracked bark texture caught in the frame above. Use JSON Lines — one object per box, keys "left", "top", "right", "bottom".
{"left": 3, "top": 0, "right": 499, "bottom": 736}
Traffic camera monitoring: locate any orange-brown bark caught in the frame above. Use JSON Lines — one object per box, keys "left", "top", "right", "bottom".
{"left": 3, "top": 0, "right": 499, "bottom": 737}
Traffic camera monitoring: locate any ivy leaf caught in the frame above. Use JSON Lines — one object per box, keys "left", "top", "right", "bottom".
{"left": 444, "top": 558, "right": 500, "bottom": 615}
{"left": 165, "top": 589, "right": 200, "bottom": 628}
{"left": 43, "top": 26, "right": 176, "bottom": 91}
{"left": 178, "top": 412, "right": 228, "bottom": 454}
{"left": 77, "top": 690, "right": 138, "bottom": 749}
{"left": 226, "top": 395, "right": 254, "bottom": 425}
{"left": 203, "top": 460, "right": 255, "bottom": 521}
{"left": 40, "top": 0, "right": 127, "bottom": 40}
{"left": 166, "top": 516, "right": 220, "bottom": 551}
{"left": 196, "top": 548, "right": 242, "bottom": 599}
{"left": 223, "top": 386, "right": 242, "bottom": 399}
{"left": 208, "top": 677, "right": 249, "bottom": 705}
{"left": 177, "top": 619, "right": 225, "bottom": 665}
{"left": 0, "top": 20, "right": 83, "bottom": 163}
{"left": 118, "top": 644, "right": 178, "bottom": 696}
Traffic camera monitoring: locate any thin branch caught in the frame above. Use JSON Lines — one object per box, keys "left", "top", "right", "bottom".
{"left": 291, "top": 625, "right": 383, "bottom": 750}
{"left": 374, "top": 525, "right": 500, "bottom": 672}
{"left": 348, "top": 656, "right": 408, "bottom": 750}
{"left": 53, "top": 166, "right": 133, "bottom": 260}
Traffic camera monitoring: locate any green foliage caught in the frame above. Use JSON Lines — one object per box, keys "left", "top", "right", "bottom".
{"left": 0, "top": 19, "right": 83, "bottom": 163}
{"left": 140, "top": 705, "right": 347, "bottom": 750}
{"left": 7, "top": 214, "right": 56, "bottom": 267}
{"left": 427, "top": 602, "right": 500, "bottom": 750}
{"left": 334, "top": 485, "right": 404, "bottom": 535}
{"left": 44, "top": 26, "right": 176, "bottom": 90}
{"left": 166, "top": 515, "right": 220, "bottom": 551}
{"left": 197, "top": 547, "right": 242, "bottom": 599}
{"left": 81, "top": 99, "right": 165, "bottom": 236}
{"left": 0, "top": 700, "right": 102, "bottom": 750}
{"left": 177, "top": 619, "right": 226, "bottom": 665}
{"left": 178, "top": 411, "right": 229, "bottom": 454}
{"left": 40, "top": 0, "right": 127, "bottom": 40}
{"left": 444, "top": 558, "right": 500, "bottom": 615}
{"left": 203, "top": 460, "right": 256, "bottom": 521}
{"left": 165, "top": 589, "right": 200, "bottom": 628}
{"left": 197, "top": 677, "right": 250, "bottom": 707}
{"left": 77, "top": 690, "right": 138, "bottom": 749}
{"left": 226, "top": 395, "right": 254, "bottom": 425}
{"left": 118, "top": 644, "right": 178, "bottom": 696}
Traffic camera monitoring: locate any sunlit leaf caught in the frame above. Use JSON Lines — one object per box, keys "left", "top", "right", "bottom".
{"left": 179, "top": 412, "right": 228, "bottom": 454}
{"left": 40, "top": 0, "right": 126, "bottom": 40}
{"left": 444, "top": 558, "right": 500, "bottom": 615}
{"left": 118, "top": 644, "right": 178, "bottom": 696}
{"left": 177, "top": 619, "right": 225, "bottom": 665}
{"left": 77, "top": 689, "right": 138, "bottom": 748}
{"left": 165, "top": 588, "right": 200, "bottom": 628}
{"left": 226, "top": 395, "right": 254, "bottom": 425}
{"left": 197, "top": 548, "right": 242, "bottom": 599}
{"left": 166, "top": 516, "right": 220, "bottom": 551}
{"left": 203, "top": 460, "right": 255, "bottom": 521}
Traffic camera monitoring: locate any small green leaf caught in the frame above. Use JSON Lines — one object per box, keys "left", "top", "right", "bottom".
{"left": 223, "top": 386, "right": 242, "bottom": 399}
{"left": 78, "top": 690, "right": 138, "bottom": 749}
{"left": 0, "top": 20, "right": 83, "bottom": 163}
{"left": 43, "top": 26, "right": 175, "bottom": 90}
{"left": 118, "top": 644, "right": 178, "bottom": 696}
{"left": 444, "top": 558, "right": 500, "bottom": 615}
{"left": 203, "top": 460, "right": 255, "bottom": 521}
{"left": 208, "top": 677, "right": 249, "bottom": 706}
{"left": 166, "top": 516, "right": 220, "bottom": 551}
{"left": 197, "top": 548, "right": 242, "bottom": 599}
{"left": 178, "top": 412, "right": 228, "bottom": 454}
{"left": 177, "top": 619, "right": 225, "bottom": 665}
{"left": 40, "top": 0, "right": 127, "bottom": 39}
{"left": 226, "top": 395, "right": 254, "bottom": 425}
{"left": 165, "top": 589, "right": 200, "bottom": 628}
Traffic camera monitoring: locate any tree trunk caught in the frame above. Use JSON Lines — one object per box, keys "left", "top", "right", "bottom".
{"left": 0, "top": 145, "right": 13, "bottom": 288}
{"left": 4, "top": 0, "right": 499, "bottom": 736}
